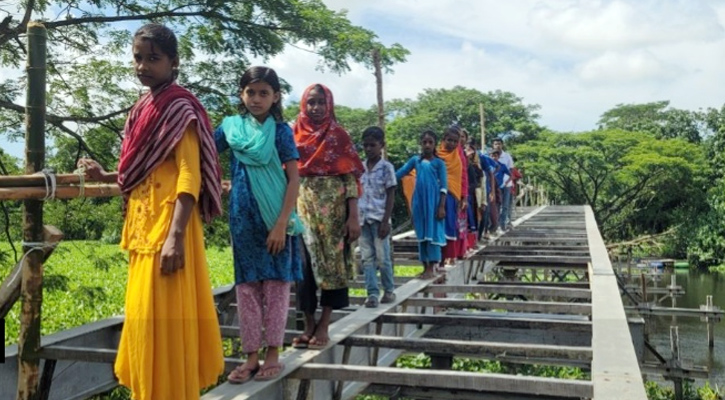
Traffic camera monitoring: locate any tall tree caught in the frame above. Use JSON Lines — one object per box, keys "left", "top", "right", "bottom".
{"left": 383, "top": 86, "right": 543, "bottom": 163}
{"left": 514, "top": 130, "right": 707, "bottom": 240}
{"left": 0, "top": 0, "right": 407, "bottom": 169}
{"left": 597, "top": 101, "right": 706, "bottom": 143}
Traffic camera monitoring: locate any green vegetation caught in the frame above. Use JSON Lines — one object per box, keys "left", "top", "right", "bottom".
{"left": 2, "top": 241, "right": 235, "bottom": 346}
{"left": 645, "top": 381, "right": 723, "bottom": 400}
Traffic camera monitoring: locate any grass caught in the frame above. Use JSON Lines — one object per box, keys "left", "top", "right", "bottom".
{"left": 2, "top": 240, "right": 422, "bottom": 346}
{"left": 2, "top": 241, "right": 236, "bottom": 346}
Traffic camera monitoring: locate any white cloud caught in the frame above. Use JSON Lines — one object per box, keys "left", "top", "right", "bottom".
{"left": 577, "top": 50, "right": 682, "bottom": 84}
{"left": 530, "top": 0, "right": 724, "bottom": 52}
{"left": 306, "top": 0, "right": 725, "bottom": 133}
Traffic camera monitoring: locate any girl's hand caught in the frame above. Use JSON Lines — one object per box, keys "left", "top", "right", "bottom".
{"left": 221, "top": 180, "right": 232, "bottom": 194}
{"left": 266, "top": 221, "right": 287, "bottom": 255}
{"left": 437, "top": 205, "right": 446, "bottom": 220}
{"left": 378, "top": 221, "right": 391, "bottom": 239}
{"left": 77, "top": 158, "right": 105, "bottom": 182}
{"left": 344, "top": 215, "right": 361, "bottom": 242}
{"left": 460, "top": 201, "right": 468, "bottom": 212}
{"left": 160, "top": 234, "right": 185, "bottom": 276}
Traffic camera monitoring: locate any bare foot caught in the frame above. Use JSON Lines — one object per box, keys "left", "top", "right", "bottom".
{"left": 418, "top": 268, "right": 436, "bottom": 279}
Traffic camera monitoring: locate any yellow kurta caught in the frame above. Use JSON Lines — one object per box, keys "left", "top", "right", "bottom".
{"left": 115, "top": 126, "right": 224, "bottom": 400}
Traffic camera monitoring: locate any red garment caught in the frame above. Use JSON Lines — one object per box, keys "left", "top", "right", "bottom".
{"left": 118, "top": 82, "right": 222, "bottom": 222}
{"left": 293, "top": 84, "right": 364, "bottom": 181}
{"left": 510, "top": 167, "right": 522, "bottom": 195}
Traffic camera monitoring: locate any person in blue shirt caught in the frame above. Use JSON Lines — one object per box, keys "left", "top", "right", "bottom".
{"left": 478, "top": 149, "right": 497, "bottom": 239}
{"left": 491, "top": 150, "right": 512, "bottom": 233}
{"left": 358, "top": 126, "right": 397, "bottom": 308}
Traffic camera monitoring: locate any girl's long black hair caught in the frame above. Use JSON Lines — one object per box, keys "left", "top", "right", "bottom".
{"left": 238, "top": 66, "right": 284, "bottom": 122}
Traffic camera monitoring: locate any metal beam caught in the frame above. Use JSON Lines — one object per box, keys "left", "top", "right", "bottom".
{"left": 291, "top": 364, "right": 594, "bottom": 398}
{"left": 423, "top": 284, "right": 591, "bottom": 299}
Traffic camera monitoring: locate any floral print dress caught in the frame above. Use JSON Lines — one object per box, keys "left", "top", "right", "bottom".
{"left": 297, "top": 173, "right": 358, "bottom": 290}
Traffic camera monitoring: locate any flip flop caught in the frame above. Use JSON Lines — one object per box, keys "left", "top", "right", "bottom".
{"left": 227, "top": 364, "right": 260, "bottom": 384}
{"left": 292, "top": 333, "right": 311, "bottom": 349}
{"left": 308, "top": 335, "right": 329, "bottom": 350}
{"left": 254, "top": 363, "right": 286, "bottom": 381}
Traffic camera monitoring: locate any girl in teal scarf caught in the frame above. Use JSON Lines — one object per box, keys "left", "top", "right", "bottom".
{"left": 214, "top": 66, "right": 302, "bottom": 383}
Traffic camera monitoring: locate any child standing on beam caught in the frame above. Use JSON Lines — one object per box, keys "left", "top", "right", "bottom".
{"left": 79, "top": 23, "right": 224, "bottom": 399}
{"left": 396, "top": 130, "right": 447, "bottom": 279}
{"left": 293, "top": 83, "right": 364, "bottom": 349}
{"left": 215, "top": 66, "right": 304, "bottom": 383}
{"left": 358, "top": 126, "right": 398, "bottom": 308}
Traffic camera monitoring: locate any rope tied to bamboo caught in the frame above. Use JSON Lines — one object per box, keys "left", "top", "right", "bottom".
{"left": 73, "top": 164, "right": 86, "bottom": 198}
{"left": 34, "top": 168, "right": 57, "bottom": 200}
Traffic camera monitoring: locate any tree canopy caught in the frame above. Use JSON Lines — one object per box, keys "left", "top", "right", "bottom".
{"left": 514, "top": 129, "right": 707, "bottom": 240}
{"left": 597, "top": 101, "right": 708, "bottom": 143}
{"left": 0, "top": 0, "right": 408, "bottom": 169}
{"left": 384, "top": 86, "right": 544, "bottom": 164}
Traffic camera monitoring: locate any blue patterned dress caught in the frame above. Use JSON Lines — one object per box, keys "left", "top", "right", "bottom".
{"left": 396, "top": 156, "right": 448, "bottom": 246}
{"left": 214, "top": 122, "right": 303, "bottom": 284}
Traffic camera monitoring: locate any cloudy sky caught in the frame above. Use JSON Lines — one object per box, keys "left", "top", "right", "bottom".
{"left": 275, "top": 0, "right": 725, "bottom": 132}
{"left": 2, "top": 0, "right": 725, "bottom": 158}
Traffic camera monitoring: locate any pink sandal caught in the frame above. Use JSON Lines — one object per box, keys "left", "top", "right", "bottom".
{"left": 227, "top": 364, "right": 260, "bottom": 384}
{"left": 254, "top": 362, "right": 285, "bottom": 381}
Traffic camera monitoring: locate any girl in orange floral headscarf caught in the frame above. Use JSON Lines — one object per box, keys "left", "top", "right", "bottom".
{"left": 293, "top": 83, "right": 364, "bottom": 349}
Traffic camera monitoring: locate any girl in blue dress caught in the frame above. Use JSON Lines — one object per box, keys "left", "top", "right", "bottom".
{"left": 214, "top": 66, "right": 303, "bottom": 383}
{"left": 396, "top": 130, "right": 448, "bottom": 279}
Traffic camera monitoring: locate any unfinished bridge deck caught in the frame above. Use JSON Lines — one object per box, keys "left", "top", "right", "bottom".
{"left": 1, "top": 205, "right": 647, "bottom": 400}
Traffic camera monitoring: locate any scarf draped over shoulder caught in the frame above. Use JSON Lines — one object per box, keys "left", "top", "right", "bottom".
{"left": 117, "top": 82, "right": 222, "bottom": 222}
{"left": 437, "top": 143, "right": 463, "bottom": 201}
{"left": 221, "top": 114, "right": 304, "bottom": 235}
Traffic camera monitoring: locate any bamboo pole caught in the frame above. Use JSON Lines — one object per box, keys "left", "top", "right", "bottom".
{"left": 0, "top": 172, "right": 117, "bottom": 187}
{"left": 0, "top": 185, "right": 121, "bottom": 201}
{"left": 17, "top": 21, "right": 47, "bottom": 400}
{"left": 479, "top": 103, "right": 485, "bottom": 151}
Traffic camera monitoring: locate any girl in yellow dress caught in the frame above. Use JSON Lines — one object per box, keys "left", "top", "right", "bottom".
{"left": 78, "top": 23, "right": 224, "bottom": 400}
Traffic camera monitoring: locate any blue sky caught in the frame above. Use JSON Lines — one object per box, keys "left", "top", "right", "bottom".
{"left": 3, "top": 0, "right": 725, "bottom": 160}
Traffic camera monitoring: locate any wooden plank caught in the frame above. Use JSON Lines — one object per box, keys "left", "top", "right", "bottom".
{"left": 202, "top": 277, "right": 436, "bottom": 400}
{"left": 290, "top": 364, "right": 593, "bottom": 398}
{"left": 585, "top": 206, "right": 647, "bottom": 400}
{"left": 403, "top": 298, "right": 592, "bottom": 315}
{"left": 379, "top": 313, "right": 592, "bottom": 333}
{"left": 341, "top": 334, "right": 592, "bottom": 361}
{"left": 423, "top": 284, "right": 591, "bottom": 299}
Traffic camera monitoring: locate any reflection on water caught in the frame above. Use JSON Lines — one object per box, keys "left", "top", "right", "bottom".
{"left": 638, "top": 269, "right": 725, "bottom": 386}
